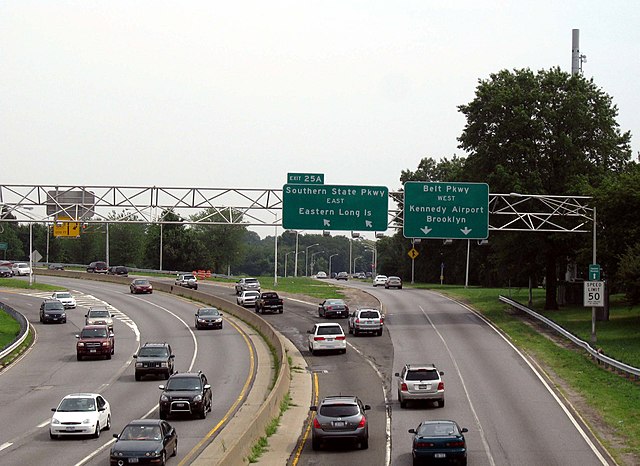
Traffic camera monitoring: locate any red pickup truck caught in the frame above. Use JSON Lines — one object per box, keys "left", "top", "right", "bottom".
{"left": 255, "top": 292, "right": 284, "bottom": 314}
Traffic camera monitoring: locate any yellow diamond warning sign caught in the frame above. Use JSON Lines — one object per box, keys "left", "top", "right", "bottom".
{"left": 408, "top": 248, "right": 419, "bottom": 260}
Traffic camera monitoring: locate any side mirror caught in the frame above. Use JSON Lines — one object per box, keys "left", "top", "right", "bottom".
{"left": 195, "top": 314, "right": 198, "bottom": 317}
{"left": 364, "top": 404, "right": 371, "bottom": 410}
{"left": 158, "top": 385, "right": 165, "bottom": 390}
{"left": 306, "top": 330, "right": 312, "bottom": 334}
{"left": 133, "top": 354, "right": 138, "bottom": 358}
{"left": 439, "top": 371, "right": 444, "bottom": 375}
{"left": 170, "top": 354, "right": 175, "bottom": 359}
{"left": 394, "top": 372, "right": 400, "bottom": 377}
{"left": 408, "top": 428, "right": 416, "bottom": 434}
{"left": 309, "top": 406, "right": 317, "bottom": 411}
{"left": 113, "top": 434, "right": 119, "bottom": 439}
{"left": 109, "top": 333, "right": 115, "bottom": 338}
{"left": 84, "top": 314, "right": 88, "bottom": 318}
{"left": 51, "top": 408, "right": 57, "bottom": 412}
{"left": 461, "top": 427, "right": 468, "bottom": 433}
{"left": 75, "top": 335, "right": 80, "bottom": 339}
{"left": 219, "top": 313, "right": 223, "bottom": 316}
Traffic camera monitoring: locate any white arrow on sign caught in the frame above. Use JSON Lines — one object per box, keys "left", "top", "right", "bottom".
{"left": 460, "top": 227, "right": 472, "bottom": 235}
{"left": 365, "top": 220, "right": 372, "bottom": 228}
{"left": 420, "top": 226, "right": 432, "bottom": 235}
{"left": 323, "top": 219, "right": 331, "bottom": 226}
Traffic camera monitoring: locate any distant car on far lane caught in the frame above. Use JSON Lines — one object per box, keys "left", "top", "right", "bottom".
{"left": 0, "top": 266, "right": 14, "bottom": 277}
{"left": 237, "top": 290, "right": 260, "bottom": 307}
{"left": 336, "top": 272, "right": 348, "bottom": 280}
{"left": 316, "top": 271, "right": 327, "bottom": 279}
{"left": 130, "top": 278, "right": 153, "bottom": 294}
{"left": 51, "top": 291, "right": 77, "bottom": 309}
{"left": 385, "top": 276, "right": 403, "bottom": 289}
{"left": 373, "top": 275, "right": 387, "bottom": 287}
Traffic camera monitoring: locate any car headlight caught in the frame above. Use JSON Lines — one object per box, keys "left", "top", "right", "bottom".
{"left": 136, "top": 362, "right": 143, "bottom": 367}
{"left": 51, "top": 418, "right": 60, "bottom": 424}
{"left": 160, "top": 362, "right": 168, "bottom": 367}
{"left": 215, "top": 318, "right": 222, "bottom": 322}
{"left": 82, "top": 418, "right": 91, "bottom": 424}
{"left": 146, "top": 451, "right": 161, "bottom": 457}
{"left": 160, "top": 394, "right": 168, "bottom": 402}
{"left": 61, "top": 313, "right": 66, "bottom": 317}
{"left": 77, "top": 342, "right": 85, "bottom": 347}
{"left": 193, "top": 395, "right": 202, "bottom": 402}
{"left": 112, "top": 451, "right": 123, "bottom": 457}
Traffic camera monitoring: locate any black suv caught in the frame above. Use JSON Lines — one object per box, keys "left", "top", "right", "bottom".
{"left": 158, "top": 371, "right": 212, "bottom": 419}
{"left": 133, "top": 342, "right": 175, "bottom": 381}
{"left": 39, "top": 299, "right": 67, "bottom": 324}
{"left": 108, "top": 265, "right": 128, "bottom": 276}
{"left": 87, "top": 261, "right": 108, "bottom": 273}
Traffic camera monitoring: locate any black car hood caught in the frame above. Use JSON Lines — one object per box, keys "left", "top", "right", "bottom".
{"left": 162, "top": 389, "right": 200, "bottom": 399}
{"left": 112, "top": 439, "right": 162, "bottom": 453}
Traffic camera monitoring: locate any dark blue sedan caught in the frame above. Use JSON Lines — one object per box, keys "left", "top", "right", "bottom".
{"left": 110, "top": 419, "right": 177, "bottom": 465}
{"left": 409, "top": 420, "right": 468, "bottom": 465}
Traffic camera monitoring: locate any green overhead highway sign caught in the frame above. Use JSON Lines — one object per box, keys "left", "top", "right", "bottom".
{"left": 403, "top": 181, "right": 489, "bottom": 239}
{"left": 282, "top": 184, "right": 388, "bottom": 231}
{"left": 287, "top": 173, "right": 324, "bottom": 184}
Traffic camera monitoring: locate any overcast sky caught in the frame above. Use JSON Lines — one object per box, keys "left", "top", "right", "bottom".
{"left": 2, "top": 1, "right": 638, "bottom": 196}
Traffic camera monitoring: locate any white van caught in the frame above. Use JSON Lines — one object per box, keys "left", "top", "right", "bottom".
{"left": 12, "top": 262, "right": 32, "bottom": 276}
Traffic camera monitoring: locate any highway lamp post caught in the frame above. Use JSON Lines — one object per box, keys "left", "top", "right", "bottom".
{"left": 21, "top": 206, "right": 35, "bottom": 286}
{"left": 328, "top": 253, "right": 338, "bottom": 278}
{"left": 284, "top": 251, "right": 294, "bottom": 277}
{"left": 353, "top": 256, "right": 362, "bottom": 274}
{"left": 364, "top": 247, "right": 374, "bottom": 276}
{"left": 273, "top": 211, "right": 278, "bottom": 287}
{"left": 305, "top": 243, "right": 319, "bottom": 277}
{"left": 310, "top": 251, "right": 324, "bottom": 276}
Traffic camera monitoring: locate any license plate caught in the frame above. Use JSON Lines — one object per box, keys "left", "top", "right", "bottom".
{"left": 333, "top": 421, "right": 345, "bottom": 427}
{"left": 90, "top": 349, "right": 97, "bottom": 353}
{"left": 128, "top": 459, "right": 139, "bottom": 464}
{"left": 65, "top": 427, "right": 76, "bottom": 431}
{"left": 326, "top": 338, "right": 334, "bottom": 342}
{"left": 417, "top": 384, "right": 429, "bottom": 390}
{"left": 434, "top": 453, "right": 446, "bottom": 458}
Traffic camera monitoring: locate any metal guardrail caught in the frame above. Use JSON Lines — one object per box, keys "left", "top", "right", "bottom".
{"left": 499, "top": 295, "right": 640, "bottom": 379}
{"left": 0, "top": 301, "right": 30, "bottom": 360}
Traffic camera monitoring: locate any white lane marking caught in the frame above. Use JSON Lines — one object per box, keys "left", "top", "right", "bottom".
{"left": 0, "top": 442, "right": 13, "bottom": 452}
{"left": 418, "top": 305, "right": 496, "bottom": 466}
{"left": 347, "top": 341, "right": 391, "bottom": 466}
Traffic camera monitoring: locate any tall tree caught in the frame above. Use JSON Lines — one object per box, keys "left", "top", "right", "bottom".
{"left": 458, "top": 67, "right": 632, "bottom": 309}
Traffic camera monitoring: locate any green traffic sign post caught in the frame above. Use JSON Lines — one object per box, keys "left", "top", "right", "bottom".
{"left": 403, "top": 181, "right": 489, "bottom": 239}
{"left": 282, "top": 184, "right": 388, "bottom": 231}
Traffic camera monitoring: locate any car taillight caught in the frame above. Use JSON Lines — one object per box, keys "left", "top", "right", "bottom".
{"left": 446, "top": 441, "right": 465, "bottom": 448}
{"left": 336, "top": 336, "right": 346, "bottom": 340}
{"left": 313, "top": 418, "right": 321, "bottom": 428}
{"left": 438, "top": 381, "right": 444, "bottom": 390}
{"left": 380, "top": 316, "right": 384, "bottom": 324}
{"left": 357, "top": 416, "right": 366, "bottom": 428}
{"left": 401, "top": 383, "right": 408, "bottom": 391}
{"left": 415, "top": 441, "right": 434, "bottom": 448}
{"left": 314, "top": 337, "right": 325, "bottom": 341}
{"left": 355, "top": 318, "right": 360, "bottom": 323}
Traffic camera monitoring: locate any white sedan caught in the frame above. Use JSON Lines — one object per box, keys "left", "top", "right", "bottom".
{"left": 50, "top": 393, "right": 111, "bottom": 439}
{"left": 237, "top": 290, "right": 260, "bottom": 307}
{"left": 51, "top": 291, "right": 77, "bottom": 309}
{"left": 373, "top": 275, "right": 388, "bottom": 287}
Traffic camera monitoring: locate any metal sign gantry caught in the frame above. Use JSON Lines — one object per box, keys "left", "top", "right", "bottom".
{"left": 0, "top": 184, "right": 593, "bottom": 232}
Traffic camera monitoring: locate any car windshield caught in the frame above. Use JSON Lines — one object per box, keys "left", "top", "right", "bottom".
{"left": 317, "top": 326, "right": 343, "bottom": 336}
{"left": 319, "top": 404, "right": 359, "bottom": 417}
{"left": 199, "top": 308, "right": 219, "bottom": 316}
{"left": 406, "top": 369, "right": 439, "bottom": 381}
{"left": 245, "top": 292, "right": 259, "bottom": 297}
{"left": 55, "top": 292, "right": 72, "bottom": 299}
{"left": 245, "top": 279, "right": 258, "bottom": 283}
{"left": 417, "top": 422, "right": 458, "bottom": 437}
{"left": 120, "top": 425, "right": 162, "bottom": 441}
{"left": 325, "top": 299, "right": 344, "bottom": 306}
{"left": 45, "top": 303, "right": 64, "bottom": 310}
{"left": 81, "top": 328, "right": 108, "bottom": 338}
{"left": 138, "top": 347, "right": 168, "bottom": 357}
{"left": 359, "top": 311, "right": 379, "bottom": 318}
{"left": 134, "top": 279, "right": 149, "bottom": 285}
{"left": 57, "top": 397, "right": 96, "bottom": 412}
{"left": 183, "top": 275, "right": 196, "bottom": 280}
{"left": 89, "top": 310, "right": 110, "bottom": 318}
{"left": 165, "top": 377, "right": 201, "bottom": 391}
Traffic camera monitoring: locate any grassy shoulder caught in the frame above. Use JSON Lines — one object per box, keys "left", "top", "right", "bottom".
{"left": 424, "top": 284, "right": 640, "bottom": 464}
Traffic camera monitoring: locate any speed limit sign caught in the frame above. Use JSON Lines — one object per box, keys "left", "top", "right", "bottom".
{"left": 584, "top": 281, "right": 604, "bottom": 307}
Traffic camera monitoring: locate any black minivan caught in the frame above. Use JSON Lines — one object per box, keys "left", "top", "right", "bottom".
{"left": 87, "top": 261, "right": 108, "bottom": 273}
{"left": 108, "top": 265, "right": 129, "bottom": 276}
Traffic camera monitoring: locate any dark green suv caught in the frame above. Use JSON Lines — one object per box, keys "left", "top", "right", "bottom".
{"left": 133, "top": 342, "right": 175, "bottom": 381}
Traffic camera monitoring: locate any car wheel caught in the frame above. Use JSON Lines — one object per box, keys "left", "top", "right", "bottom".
{"left": 165, "top": 371, "right": 170, "bottom": 380}
{"left": 130, "top": 289, "right": 133, "bottom": 294}
{"left": 172, "top": 440, "right": 178, "bottom": 457}
{"left": 348, "top": 325, "right": 353, "bottom": 334}
{"left": 111, "top": 346, "right": 115, "bottom": 355}
{"left": 49, "top": 431, "right": 57, "bottom": 440}
{"left": 77, "top": 354, "right": 82, "bottom": 361}
{"left": 413, "top": 457, "right": 421, "bottom": 466}
{"left": 438, "top": 398, "right": 445, "bottom": 408}
{"left": 199, "top": 404, "right": 207, "bottom": 419}
{"left": 194, "top": 285, "right": 198, "bottom": 290}
{"left": 279, "top": 308, "right": 283, "bottom": 314}
{"left": 105, "top": 414, "right": 111, "bottom": 430}
{"left": 354, "top": 328, "right": 359, "bottom": 336}
{"left": 341, "top": 348, "right": 346, "bottom": 354}
{"left": 94, "top": 422, "right": 100, "bottom": 438}
{"left": 106, "top": 353, "right": 112, "bottom": 360}
{"left": 160, "top": 451, "right": 166, "bottom": 466}
{"left": 311, "top": 437, "right": 320, "bottom": 451}
{"left": 377, "top": 329, "right": 383, "bottom": 336}
{"left": 360, "top": 437, "right": 369, "bottom": 449}
{"left": 135, "top": 373, "right": 141, "bottom": 381}
{"left": 159, "top": 410, "right": 167, "bottom": 420}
